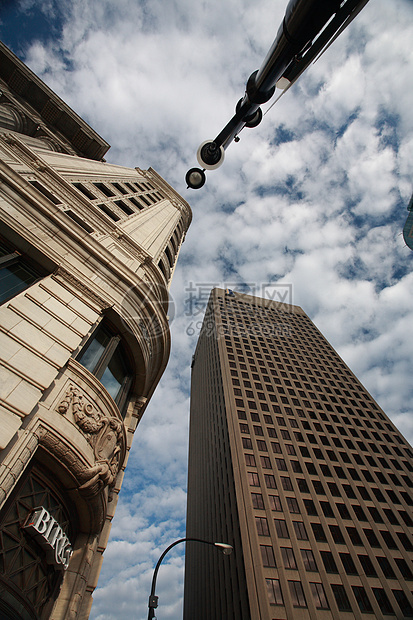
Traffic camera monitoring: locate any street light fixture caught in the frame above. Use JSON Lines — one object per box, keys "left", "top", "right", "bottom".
{"left": 147, "top": 537, "right": 233, "bottom": 619}
{"left": 185, "top": 0, "right": 370, "bottom": 189}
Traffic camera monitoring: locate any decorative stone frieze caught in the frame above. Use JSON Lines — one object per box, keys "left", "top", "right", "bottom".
{"left": 56, "top": 384, "right": 126, "bottom": 500}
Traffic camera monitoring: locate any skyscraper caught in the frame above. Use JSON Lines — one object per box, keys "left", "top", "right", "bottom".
{"left": 0, "top": 42, "right": 191, "bottom": 618}
{"left": 184, "top": 288, "right": 413, "bottom": 619}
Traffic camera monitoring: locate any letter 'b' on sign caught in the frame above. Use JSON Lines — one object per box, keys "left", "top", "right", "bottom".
{"left": 23, "top": 506, "right": 73, "bottom": 570}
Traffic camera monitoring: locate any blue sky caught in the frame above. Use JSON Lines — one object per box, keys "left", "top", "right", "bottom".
{"left": 1, "top": 1, "right": 413, "bottom": 619}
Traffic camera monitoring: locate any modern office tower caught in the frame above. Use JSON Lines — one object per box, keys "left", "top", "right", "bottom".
{"left": 184, "top": 288, "right": 413, "bottom": 620}
{"left": 403, "top": 191, "right": 413, "bottom": 251}
{"left": 0, "top": 41, "right": 191, "bottom": 619}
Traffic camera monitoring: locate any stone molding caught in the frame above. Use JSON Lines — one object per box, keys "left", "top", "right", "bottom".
{"left": 53, "top": 267, "right": 111, "bottom": 311}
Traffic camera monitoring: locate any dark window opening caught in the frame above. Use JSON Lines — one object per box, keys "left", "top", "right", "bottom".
{"left": 94, "top": 182, "right": 115, "bottom": 197}
{"left": 64, "top": 210, "right": 94, "bottom": 233}
{"left": 76, "top": 322, "right": 133, "bottom": 415}
{"left": 0, "top": 238, "right": 47, "bottom": 304}
{"left": 114, "top": 200, "right": 134, "bottom": 215}
{"left": 112, "top": 182, "right": 128, "bottom": 194}
{"left": 73, "top": 182, "right": 96, "bottom": 200}
{"left": 97, "top": 203, "right": 121, "bottom": 221}
{"left": 29, "top": 180, "right": 61, "bottom": 204}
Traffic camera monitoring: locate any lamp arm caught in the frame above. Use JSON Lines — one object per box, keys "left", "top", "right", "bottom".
{"left": 148, "top": 537, "right": 223, "bottom": 619}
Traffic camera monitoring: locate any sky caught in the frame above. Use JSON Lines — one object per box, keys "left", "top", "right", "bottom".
{"left": 1, "top": 0, "right": 413, "bottom": 618}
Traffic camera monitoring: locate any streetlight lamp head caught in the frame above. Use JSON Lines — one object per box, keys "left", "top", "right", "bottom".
{"left": 197, "top": 140, "right": 225, "bottom": 170}
{"left": 185, "top": 167, "right": 206, "bottom": 190}
{"left": 214, "top": 542, "right": 233, "bottom": 555}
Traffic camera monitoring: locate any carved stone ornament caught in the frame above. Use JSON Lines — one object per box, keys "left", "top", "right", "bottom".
{"left": 57, "top": 385, "right": 126, "bottom": 498}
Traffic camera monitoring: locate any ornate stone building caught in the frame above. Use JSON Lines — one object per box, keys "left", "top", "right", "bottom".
{"left": 0, "top": 42, "right": 191, "bottom": 618}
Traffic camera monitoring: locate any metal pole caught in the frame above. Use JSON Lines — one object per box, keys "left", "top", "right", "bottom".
{"left": 147, "top": 537, "right": 232, "bottom": 619}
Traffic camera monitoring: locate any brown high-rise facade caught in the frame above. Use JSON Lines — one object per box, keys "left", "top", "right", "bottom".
{"left": 0, "top": 42, "right": 191, "bottom": 618}
{"left": 184, "top": 288, "right": 413, "bottom": 619}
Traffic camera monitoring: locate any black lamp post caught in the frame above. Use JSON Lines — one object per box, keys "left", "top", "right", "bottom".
{"left": 147, "top": 537, "right": 233, "bottom": 619}
{"left": 186, "top": 0, "right": 370, "bottom": 188}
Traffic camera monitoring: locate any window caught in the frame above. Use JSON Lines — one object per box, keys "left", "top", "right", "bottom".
{"left": 372, "top": 487, "right": 385, "bottom": 502}
{"left": 242, "top": 437, "right": 252, "bottom": 449}
{"left": 320, "top": 463, "right": 332, "bottom": 476}
{"left": 399, "top": 510, "right": 413, "bottom": 526}
{"left": 303, "top": 499, "right": 317, "bottom": 516}
{"left": 332, "top": 584, "right": 352, "bottom": 612}
{"left": 395, "top": 558, "right": 413, "bottom": 580}
{"left": 377, "top": 556, "right": 396, "bottom": 579}
{"left": 352, "top": 505, "right": 367, "bottom": 521}
{"left": 94, "top": 182, "right": 115, "bottom": 197}
{"left": 288, "top": 581, "right": 307, "bottom": 608}
{"left": 256, "top": 440, "right": 267, "bottom": 451}
{"left": 397, "top": 532, "right": 413, "bottom": 551}
{"left": 363, "top": 528, "right": 380, "bottom": 548}
{"left": 310, "top": 583, "right": 329, "bottom": 609}
{"left": 245, "top": 454, "right": 256, "bottom": 466}
{"left": 260, "top": 456, "right": 272, "bottom": 469}
{"left": 312, "top": 481, "right": 325, "bottom": 495}
{"left": 274, "top": 519, "right": 289, "bottom": 538}
{"left": 372, "top": 589, "right": 394, "bottom": 615}
{"left": 297, "top": 479, "right": 309, "bottom": 493}
{"left": 77, "top": 322, "right": 132, "bottom": 413}
{"left": 358, "top": 486, "right": 371, "bottom": 500}
{"left": 97, "top": 203, "right": 121, "bottom": 221}
{"left": 248, "top": 472, "right": 260, "bottom": 486}
{"left": 352, "top": 586, "right": 373, "bottom": 613}
{"left": 266, "top": 578, "right": 283, "bottom": 606}
{"left": 256, "top": 516, "right": 270, "bottom": 536}
{"left": 368, "top": 507, "right": 384, "bottom": 523}
{"left": 381, "top": 530, "right": 397, "bottom": 550}
{"left": 0, "top": 238, "right": 46, "bottom": 304}
{"left": 264, "top": 474, "right": 277, "bottom": 489}
{"left": 311, "top": 523, "right": 326, "bottom": 542}
{"left": 321, "top": 551, "right": 338, "bottom": 573}
{"left": 286, "top": 497, "right": 300, "bottom": 513}
{"left": 392, "top": 590, "right": 413, "bottom": 617}
{"left": 291, "top": 460, "right": 302, "bottom": 473}
{"left": 340, "top": 553, "right": 357, "bottom": 575}
{"left": 293, "top": 521, "right": 308, "bottom": 540}
{"left": 347, "top": 527, "right": 363, "bottom": 546}
{"left": 320, "top": 501, "right": 334, "bottom": 518}
{"left": 301, "top": 549, "right": 317, "bottom": 571}
{"left": 358, "top": 554, "right": 377, "bottom": 577}
{"left": 281, "top": 477, "right": 293, "bottom": 491}
{"left": 329, "top": 525, "right": 345, "bottom": 544}
{"left": 306, "top": 462, "right": 317, "bottom": 475}
{"left": 268, "top": 495, "right": 282, "bottom": 511}
{"left": 328, "top": 482, "right": 341, "bottom": 496}
{"left": 251, "top": 493, "right": 265, "bottom": 509}
{"left": 260, "top": 545, "right": 276, "bottom": 567}
{"left": 281, "top": 547, "right": 297, "bottom": 569}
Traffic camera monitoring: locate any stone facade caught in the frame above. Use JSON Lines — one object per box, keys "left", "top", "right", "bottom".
{"left": 0, "top": 42, "right": 191, "bottom": 619}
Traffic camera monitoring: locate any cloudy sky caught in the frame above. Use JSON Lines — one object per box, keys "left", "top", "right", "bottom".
{"left": 1, "top": 0, "right": 413, "bottom": 618}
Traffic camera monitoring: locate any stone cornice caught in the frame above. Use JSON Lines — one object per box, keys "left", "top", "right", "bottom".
{"left": 0, "top": 42, "right": 109, "bottom": 161}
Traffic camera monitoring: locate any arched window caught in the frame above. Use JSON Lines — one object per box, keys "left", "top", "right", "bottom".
{"left": 76, "top": 323, "right": 133, "bottom": 415}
